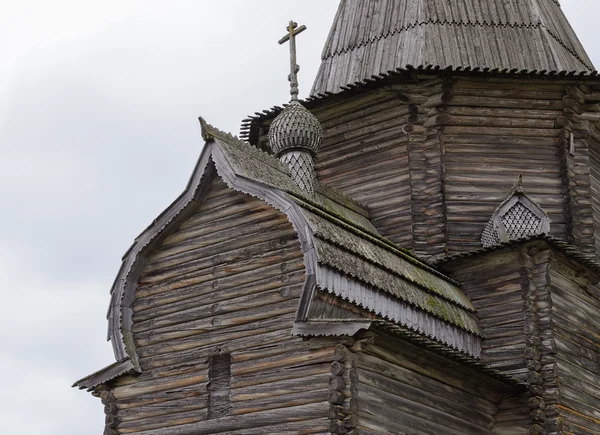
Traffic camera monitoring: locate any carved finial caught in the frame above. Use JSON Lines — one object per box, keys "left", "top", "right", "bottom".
{"left": 199, "top": 117, "right": 213, "bottom": 142}
{"left": 514, "top": 174, "right": 524, "bottom": 195}
{"left": 278, "top": 20, "right": 307, "bottom": 101}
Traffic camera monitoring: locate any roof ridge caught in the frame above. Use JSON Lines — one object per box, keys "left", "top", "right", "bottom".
{"left": 200, "top": 116, "right": 288, "bottom": 176}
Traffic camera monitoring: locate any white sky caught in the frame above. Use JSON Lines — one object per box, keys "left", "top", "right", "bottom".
{"left": 0, "top": 1, "right": 598, "bottom": 434}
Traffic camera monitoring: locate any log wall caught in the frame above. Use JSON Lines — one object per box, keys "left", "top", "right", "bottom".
{"left": 550, "top": 261, "right": 600, "bottom": 434}
{"left": 250, "top": 76, "right": 600, "bottom": 259}
{"left": 441, "top": 250, "right": 528, "bottom": 380}
{"left": 345, "top": 332, "right": 524, "bottom": 435}
{"left": 443, "top": 78, "right": 567, "bottom": 254}
{"left": 313, "top": 92, "right": 415, "bottom": 248}
{"left": 589, "top": 138, "right": 600, "bottom": 255}
{"left": 249, "top": 75, "right": 600, "bottom": 259}
{"left": 106, "top": 176, "right": 335, "bottom": 434}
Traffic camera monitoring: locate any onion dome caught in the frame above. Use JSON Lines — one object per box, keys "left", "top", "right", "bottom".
{"left": 268, "top": 100, "right": 323, "bottom": 157}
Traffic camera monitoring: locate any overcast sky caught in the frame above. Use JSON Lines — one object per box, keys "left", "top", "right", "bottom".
{"left": 1, "top": 1, "right": 599, "bottom": 434}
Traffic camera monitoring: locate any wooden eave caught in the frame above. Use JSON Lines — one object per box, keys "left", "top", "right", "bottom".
{"left": 240, "top": 69, "right": 600, "bottom": 145}
{"left": 311, "top": 0, "right": 596, "bottom": 96}
{"left": 294, "top": 315, "right": 520, "bottom": 388}
{"left": 72, "top": 359, "right": 137, "bottom": 391}
{"left": 436, "top": 235, "right": 600, "bottom": 284}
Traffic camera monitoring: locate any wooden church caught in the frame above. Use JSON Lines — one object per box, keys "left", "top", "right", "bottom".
{"left": 75, "top": 1, "right": 600, "bottom": 434}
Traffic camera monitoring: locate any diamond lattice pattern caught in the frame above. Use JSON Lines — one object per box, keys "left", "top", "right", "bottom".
{"left": 500, "top": 202, "right": 542, "bottom": 240}
{"left": 282, "top": 151, "right": 315, "bottom": 196}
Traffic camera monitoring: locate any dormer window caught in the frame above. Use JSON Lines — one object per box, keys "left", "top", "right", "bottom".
{"left": 481, "top": 176, "right": 550, "bottom": 248}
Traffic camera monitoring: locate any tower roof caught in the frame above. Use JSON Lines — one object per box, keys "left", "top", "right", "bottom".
{"left": 312, "top": 0, "right": 596, "bottom": 95}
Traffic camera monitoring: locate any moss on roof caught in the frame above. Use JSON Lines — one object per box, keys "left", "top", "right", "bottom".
{"left": 206, "top": 121, "right": 479, "bottom": 337}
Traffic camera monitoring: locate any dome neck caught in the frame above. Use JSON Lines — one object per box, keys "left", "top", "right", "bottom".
{"left": 280, "top": 150, "right": 317, "bottom": 197}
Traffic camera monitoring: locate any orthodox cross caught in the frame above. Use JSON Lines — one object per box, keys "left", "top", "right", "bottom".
{"left": 278, "top": 20, "right": 307, "bottom": 101}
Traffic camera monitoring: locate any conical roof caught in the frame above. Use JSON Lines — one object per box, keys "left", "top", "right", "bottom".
{"left": 312, "top": 0, "right": 595, "bottom": 95}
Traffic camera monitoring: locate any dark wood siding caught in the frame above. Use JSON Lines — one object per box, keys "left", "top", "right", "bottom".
{"left": 550, "top": 265, "right": 600, "bottom": 434}
{"left": 305, "top": 92, "right": 414, "bottom": 248}
{"left": 443, "top": 78, "right": 567, "bottom": 254}
{"left": 348, "top": 333, "right": 520, "bottom": 434}
{"left": 589, "top": 137, "right": 600, "bottom": 256}
{"left": 442, "top": 250, "right": 528, "bottom": 380}
{"left": 108, "top": 176, "right": 333, "bottom": 434}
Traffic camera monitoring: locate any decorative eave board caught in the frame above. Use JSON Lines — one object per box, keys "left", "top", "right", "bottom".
{"left": 240, "top": 70, "right": 600, "bottom": 144}
{"left": 72, "top": 359, "right": 137, "bottom": 391}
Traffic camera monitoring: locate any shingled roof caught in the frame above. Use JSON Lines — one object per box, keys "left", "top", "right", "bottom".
{"left": 101, "top": 120, "right": 481, "bottom": 377}
{"left": 312, "top": 0, "right": 596, "bottom": 95}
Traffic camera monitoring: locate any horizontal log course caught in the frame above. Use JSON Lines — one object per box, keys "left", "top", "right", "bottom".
{"left": 231, "top": 362, "right": 332, "bottom": 389}
{"left": 358, "top": 382, "right": 491, "bottom": 435}
{"left": 449, "top": 95, "right": 564, "bottom": 110}
{"left": 118, "top": 408, "right": 209, "bottom": 433}
{"left": 116, "top": 385, "right": 208, "bottom": 410}
{"left": 230, "top": 372, "right": 330, "bottom": 402}
{"left": 134, "top": 261, "right": 304, "bottom": 313}
{"left": 135, "top": 299, "right": 299, "bottom": 349}
{"left": 120, "top": 401, "right": 331, "bottom": 435}
{"left": 133, "top": 285, "right": 302, "bottom": 334}
{"left": 232, "top": 347, "right": 336, "bottom": 377}
{"left": 112, "top": 372, "right": 209, "bottom": 400}
{"left": 134, "top": 269, "right": 305, "bottom": 321}
{"left": 137, "top": 317, "right": 292, "bottom": 368}
{"left": 231, "top": 388, "right": 329, "bottom": 416}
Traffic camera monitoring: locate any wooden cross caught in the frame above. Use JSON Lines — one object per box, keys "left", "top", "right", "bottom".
{"left": 278, "top": 20, "right": 307, "bottom": 101}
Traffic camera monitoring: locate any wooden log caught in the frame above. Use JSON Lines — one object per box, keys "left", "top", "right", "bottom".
{"left": 118, "top": 408, "right": 208, "bottom": 432}
{"left": 134, "top": 261, "right": 304, "bottom": 313}
{"left": 566, "top": 85, "right": 587, "bottom": 105}
{"left": 137, "top": 318, "right": 291, "bottom": 368}
{"left": 230, "top": 372, "right": 330, "bottom": 402}
{"left": 134, "top": 269, "right": 305, "bottom": 322}
{"left": 230, "top": 388, "right": 329, "bottom": 415}
{"left": 231, "top": 347, "right": 336, "bottom": 377}
{"left": 135, "top": 299, "right": 299, "bottom": 346}
{"left": 583, "top": 92, "right": 600, "bottom": 103}
{"left": 116, "top": 384, "right": 209, "bottom": 410}
{"left": 133, "top": 286, "right": 301, "bottom": 334}
{"left": 423, "top": 91, "right": 453, "bottom": 108}
{"left": 112, "top": 372, "right": 209, "bottom": 400}
{"left": 124, "top": 401, "right": 330, "bottom": 435}
{"left": 231, "top": 362, "right": 332, "bottom": 389}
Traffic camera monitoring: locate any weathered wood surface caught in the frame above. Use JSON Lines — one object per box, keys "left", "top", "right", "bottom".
{"left": 409, "top": 83, "right": 449, "bottom": 260}
{"left": 350, "top": 331, "right": 520, "bottom": 435}
{"left": 106, "top": 176, "right": 334, "bottom": 434}
{"left": 441, "top": 250, "right": 529, "bottom": 380}
{"left": 314, "top": 93, "right": 414, "bottom": 249}
{"left": 588, "top": 134, "right": 600, "bottom": 257}
{"left": 491, "top": 395, "right": 529, "bottom": 435}
{"left": 444, "top": 79, "right": 567, "bottom": 254}
{"left": 550, "top": 264, "right": 600, "bottom": 434}
{"left": 245, "top": 75, "right": 600, "bottom": 259}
